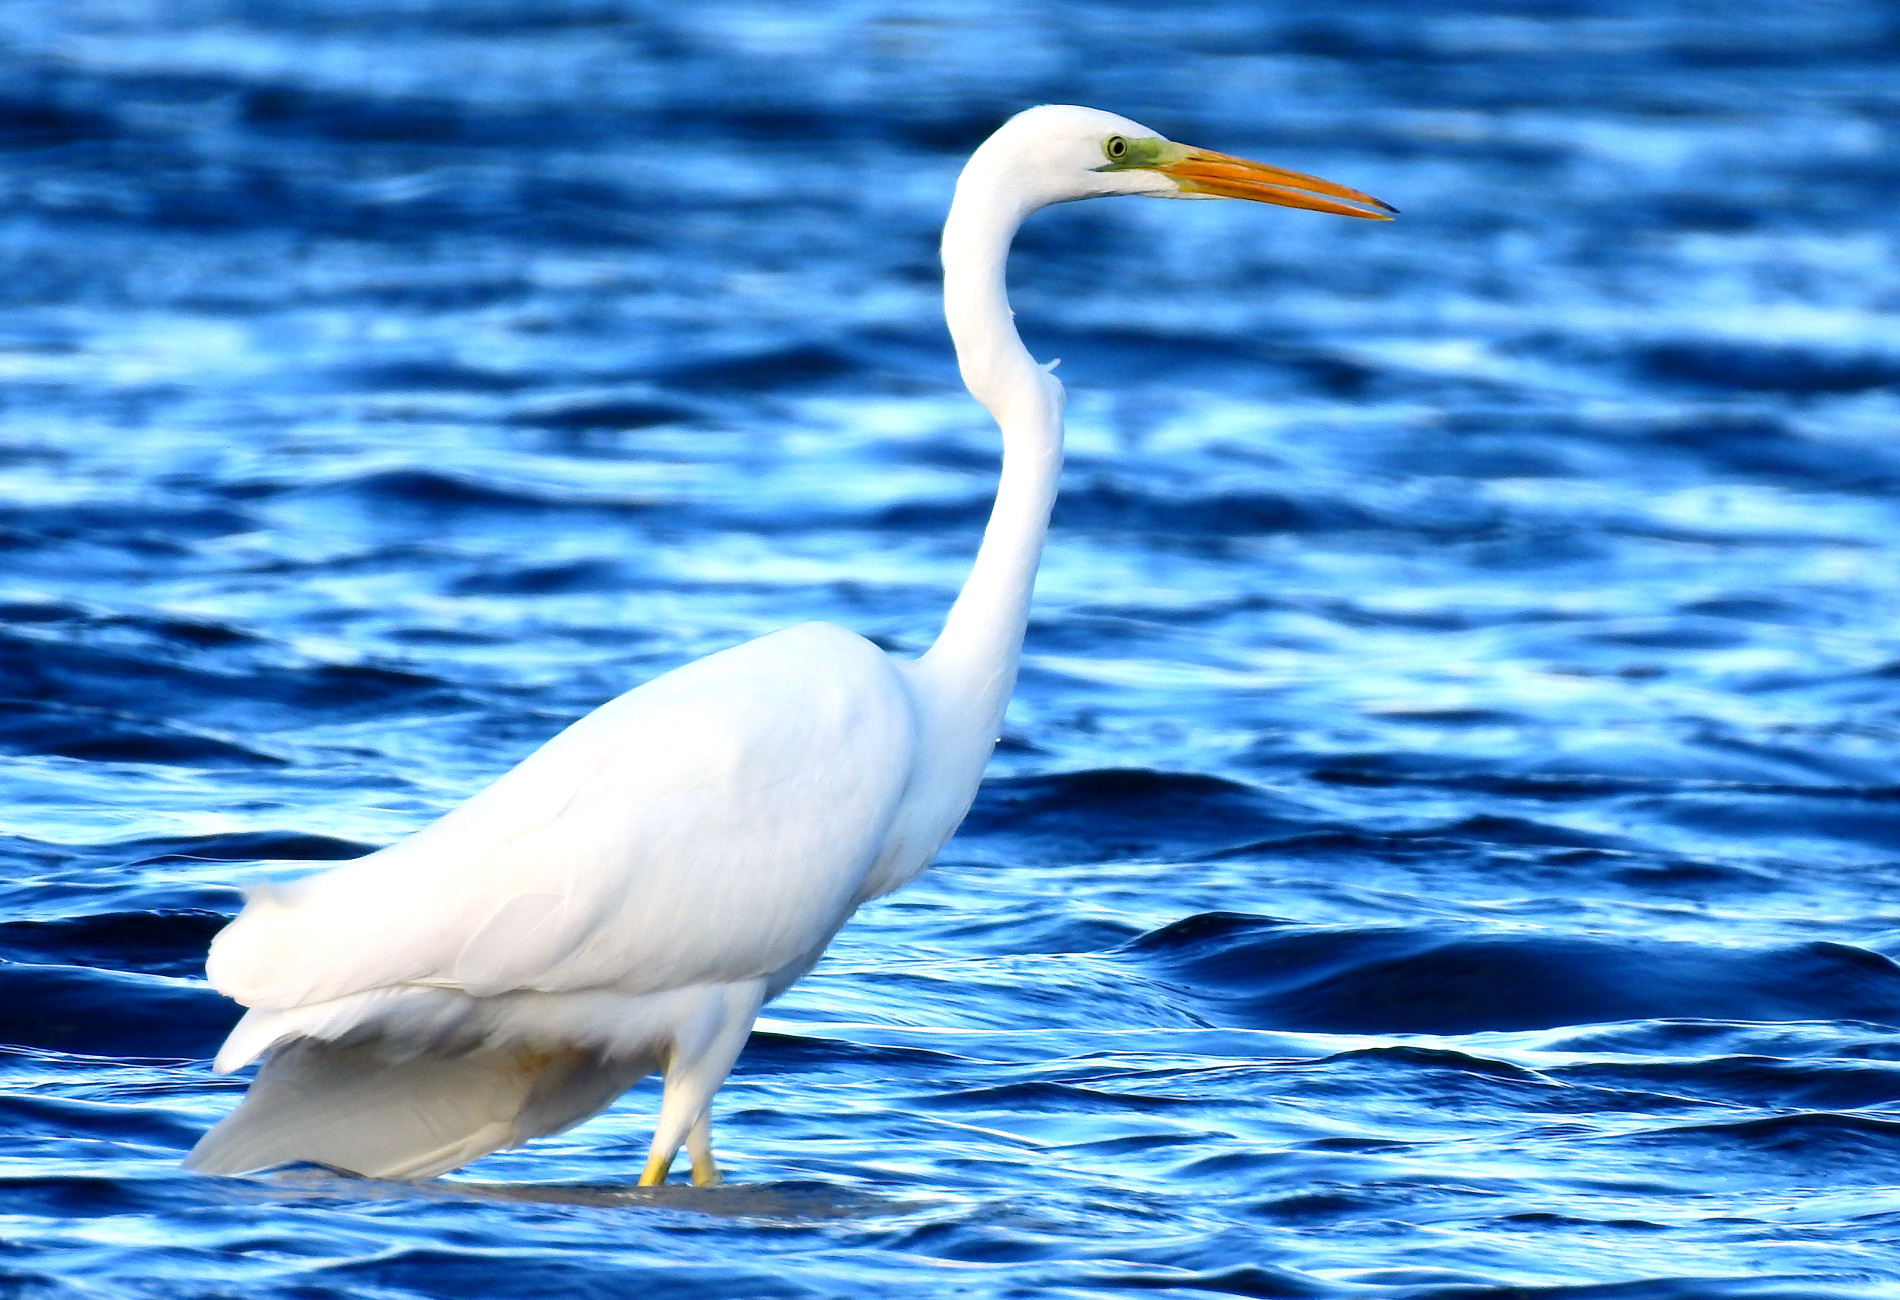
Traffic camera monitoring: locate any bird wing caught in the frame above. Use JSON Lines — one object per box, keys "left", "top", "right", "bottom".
{"left": 207, "top": 622, "right": 918, "bottom": 1011}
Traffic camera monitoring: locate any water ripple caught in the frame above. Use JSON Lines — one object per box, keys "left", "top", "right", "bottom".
{"left": 1, "top": 0, "right": 1897, "bottom": 1295}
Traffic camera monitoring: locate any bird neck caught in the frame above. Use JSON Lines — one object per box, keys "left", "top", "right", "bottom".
{"left": 915, "top": 173, "right": 1064, "bottom": 743}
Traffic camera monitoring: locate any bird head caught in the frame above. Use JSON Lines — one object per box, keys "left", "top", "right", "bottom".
{"left": 967, "top": 104, "right": 1395, "bottom": 220}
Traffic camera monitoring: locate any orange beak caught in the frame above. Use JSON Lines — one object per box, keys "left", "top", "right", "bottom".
{"left": 1158, "top": 149, "right": 1396, "bottom": 220}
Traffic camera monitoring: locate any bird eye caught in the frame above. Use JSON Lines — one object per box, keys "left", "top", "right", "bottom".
{"left": 1103, "top": 135, "right": 1128, "bottom": 161}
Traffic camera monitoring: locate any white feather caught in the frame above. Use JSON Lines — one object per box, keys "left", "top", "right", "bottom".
{"left": 207, "top": 623, "right": 916, "bottom": 1011}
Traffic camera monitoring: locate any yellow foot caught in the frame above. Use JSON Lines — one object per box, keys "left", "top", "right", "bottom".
{"left": 690, "top": 1153, "right": 722, "bottom": 1188}
{"left": 637, "top": 1151, "right": 672, "bottom": 1187}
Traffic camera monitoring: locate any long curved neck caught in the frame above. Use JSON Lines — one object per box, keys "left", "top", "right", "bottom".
{"left": 915, "top": 169, "right": 1064, "bottom": 742}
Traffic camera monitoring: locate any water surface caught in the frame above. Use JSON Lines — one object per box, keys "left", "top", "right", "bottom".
{"left": 3, "top": 1, "right": 1900, "bottom": 1295}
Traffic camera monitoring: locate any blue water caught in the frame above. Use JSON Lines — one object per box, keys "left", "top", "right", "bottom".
{"left": 4, "top": 1, "right": 1900, "bottom": 1295}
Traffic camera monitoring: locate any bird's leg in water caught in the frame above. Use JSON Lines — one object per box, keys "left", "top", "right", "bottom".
{"left": 637, "top": 981, "right": 763, "bottom": 1186}
{"left": 637, "top": 1096, "right": 722, "bottom": 1188}
{"left": 687, "top": 1111, "right": 720, "bottom": 1187}
{"left": 638, "top": 1144, "right": 673, "bottom": 1186}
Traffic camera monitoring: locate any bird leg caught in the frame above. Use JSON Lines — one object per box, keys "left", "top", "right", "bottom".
{"left": 637, "top": 1145, "right": 674, "bottom": 1186}
{"left": 635, "top": 980, "right": 763, "bottom": 1188}
{"left": 635, "top": 1108, "right": 720, "bottom": 1188}
{"left": 687, "top": 1110, "right": 721, "bottom": 1187}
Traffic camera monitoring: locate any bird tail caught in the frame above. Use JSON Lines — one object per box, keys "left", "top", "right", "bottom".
{"left": 184, "top": 1037, "right": 654, "bottom": 1180}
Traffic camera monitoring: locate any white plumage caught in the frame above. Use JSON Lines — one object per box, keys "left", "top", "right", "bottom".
{"left": 188, "top": 105, "right": 1392, "bottom": 1186}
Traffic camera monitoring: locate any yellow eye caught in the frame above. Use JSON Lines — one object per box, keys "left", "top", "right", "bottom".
{"left": 1103, "top": 135, "right": 1128, "bottom": 161}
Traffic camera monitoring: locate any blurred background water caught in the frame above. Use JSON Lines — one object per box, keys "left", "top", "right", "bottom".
{"left": 3, "top": 1, "right": 1900, "bottom": 1295}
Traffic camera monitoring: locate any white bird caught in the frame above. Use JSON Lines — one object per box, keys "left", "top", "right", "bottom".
{"left": 186, "top": 104, "right": 1392, "bottom": 1187}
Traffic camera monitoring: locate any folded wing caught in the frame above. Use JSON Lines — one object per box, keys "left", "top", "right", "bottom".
{"left": 206, "top": 622, "right": 918, "bottom": 1024}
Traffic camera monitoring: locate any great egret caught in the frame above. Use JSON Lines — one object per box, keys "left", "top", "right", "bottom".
{"left": 186, "top": 104, "right": 1392, "bottom": 1186}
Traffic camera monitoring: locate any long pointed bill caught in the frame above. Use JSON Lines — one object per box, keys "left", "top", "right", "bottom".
{"left": 1159, "top": 148, "right": 1396, "bottom": 220}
